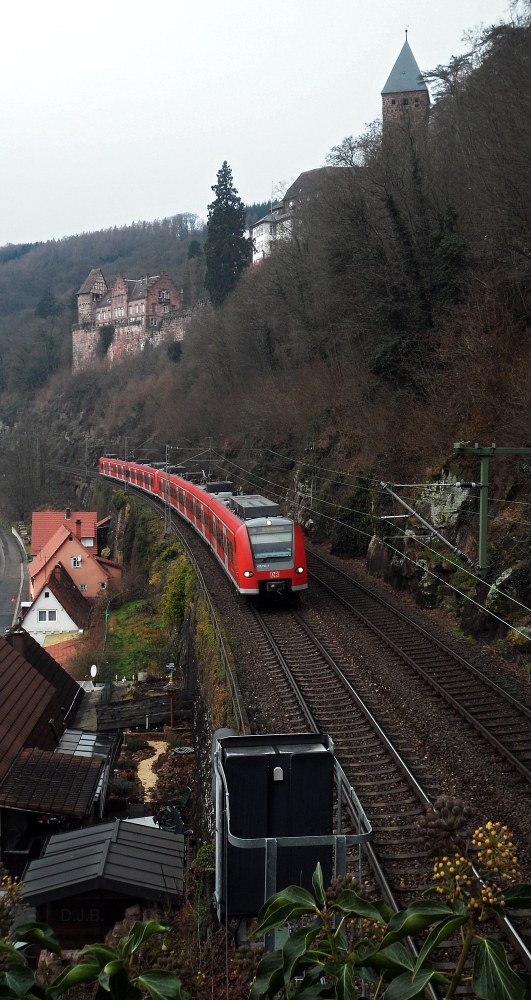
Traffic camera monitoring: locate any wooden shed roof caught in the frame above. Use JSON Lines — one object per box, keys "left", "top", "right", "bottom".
{"left": 0, "top": 632, "right": 82, "bottom": 783}
{"left": 23, "top": 819, "right": 185, "bottom": 904}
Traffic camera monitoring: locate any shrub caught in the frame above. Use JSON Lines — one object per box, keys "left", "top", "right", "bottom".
{"left": 126, "top": 737, "right": 151, "bottom": 753}
{"left": 117, "top": 757, "right": 139, "bottom": 772}
{"left": 108, "top": 777, "right": 136, "bottom": 798}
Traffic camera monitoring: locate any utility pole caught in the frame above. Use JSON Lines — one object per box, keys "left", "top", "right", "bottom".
{"left": 453, "top": 442, "right": 531, "bottom": 576}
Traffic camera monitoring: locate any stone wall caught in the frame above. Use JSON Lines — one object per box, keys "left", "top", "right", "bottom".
{"left": 382, "top": 90, "right": 430, "bottom": 126}
{"left": 72, "top": 310, "right": 195, "bottom": 373}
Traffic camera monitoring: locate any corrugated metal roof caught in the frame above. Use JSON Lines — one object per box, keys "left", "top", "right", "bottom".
{"left": 381, "top": 39, "right": 428, "bottom": 94}
{"left": 0, "top": 748, "right": 102, "bottom": 817}
{"left": 31, "top": 513, "right": 97, "bottom": 556}
{"left": 23, "top": 820, "right": 185, "bottom": 904}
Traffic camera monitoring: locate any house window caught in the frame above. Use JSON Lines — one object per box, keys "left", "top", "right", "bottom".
{"left": 403, "top": 98, "right": 409, "bottom": 106}
{"left": 72, "top": 556, "right": 82, "bottom": 568}
{"left": 81, "top": 537, "right": 94, "bottom": 548}
{"left": 100, "top": 582, "right": 107, "bottom": 589}
{"left": 150, "top": 317, "right": 158, "bottom": 326}
{"left": 391, "top": 99, "right": 396, "bottom": 105}
{"left": 38, "top": 610, "right": 46, "bottom": 622}
{"left": 80, "top": 584, "right": 88, "bottom": 591}
{"left": 163, "top": 305, "right": 169, "bottom": 313}
{"left": 44, "top": 591, "right": 49, "bottom": 598}
{"left": 48, "top": 610, "right": 57, "bottom": 622}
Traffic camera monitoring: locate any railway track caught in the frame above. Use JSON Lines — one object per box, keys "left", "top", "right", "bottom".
{"left": 247, "top": 602, "right": 531, "bottom": 986}
{"left": 307, "top": 549, "right": 531, "bottom": 785}
{"left": 56, "top": 465, "right": 531, "bottom": 979}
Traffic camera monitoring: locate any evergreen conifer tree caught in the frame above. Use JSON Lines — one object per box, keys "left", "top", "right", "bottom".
{"left": 204, "top": 162, "right": 252, "bottom": 306}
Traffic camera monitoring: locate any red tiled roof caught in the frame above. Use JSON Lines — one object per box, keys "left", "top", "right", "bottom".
{"left": 0, "top": 632, "right": 82, "bottom": 783}
{"left": 31, "top": 512, "right": 97, "bottom": 556}
{"left": 94, "top": 556, "right": 122, "bottom": 571}
{"left": 30, "top": 525, "right": 74, "bottom": 579}
{"left": 0, "top": 748, "right": 102, "bottom": 818}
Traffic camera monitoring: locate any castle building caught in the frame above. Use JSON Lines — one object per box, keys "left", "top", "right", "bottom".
{"left": 381, "top": 36, "right": 430, "bottom": 125}
{"left": 72, "top": 268, "right": 191, "bottom": 372}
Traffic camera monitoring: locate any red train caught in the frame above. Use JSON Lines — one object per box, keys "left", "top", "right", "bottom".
{"left": 98, "top": 457, "right": 308, "bottom": 597}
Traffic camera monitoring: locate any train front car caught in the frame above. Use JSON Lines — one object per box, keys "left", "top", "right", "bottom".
{"left": 232, "top": 495, "right": 308, "bottom": 597}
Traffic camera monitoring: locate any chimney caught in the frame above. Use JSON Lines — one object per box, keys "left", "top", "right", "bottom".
{"left": 65, "top": 508, "right": 71, "bottom": 520}
{"left": 75, "top": 518, "right": 82, "bottom": 540}
{"left": 11, "top": 632, "right": 25, "bottom": 658}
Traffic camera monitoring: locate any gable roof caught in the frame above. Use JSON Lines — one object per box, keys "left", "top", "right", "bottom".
{"left": 23, "top": 819, "right": 185, "bottom": 904}
{"left": 36, "top": 563, "right": 92, "bottom": 630}
{"left": 0, "top": 632, "right": 82, "bottom": 782}
{"left": 77, "top": 268, "right": 107, "bottom": 295}
{"left": 29, "top": 525, "right": 91, "bottom": 582}
{"left": 381, "top": 39, "right": 428, "bottom": 94}
{"left": 31, "top": 512, "right": 97, "bottom": 556}
{"left": 0, "top": 748, "right": 102, "bottom": 818}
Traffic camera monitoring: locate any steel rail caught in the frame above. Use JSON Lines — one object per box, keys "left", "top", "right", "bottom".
{"left": 251, "top": 605, "right": 531, "bottom": 976}
{"left": 308, "top": 550, "right": 531, "bottom": 719}
{"left": 52, "top": 463, "right": 249, "bottom": 734}
{"left": 250, "top": 606, "right": 411, "bottom": 916}
{"left": 307, "top": 551, "right": 531, "bottom": 784}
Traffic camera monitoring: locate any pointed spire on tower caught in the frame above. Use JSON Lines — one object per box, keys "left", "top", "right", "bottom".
{"left": 382, "top": 37, "right": 428, "bottom": 95}
{"left": 381, "top": 37, "right": 430, "bottom": 127}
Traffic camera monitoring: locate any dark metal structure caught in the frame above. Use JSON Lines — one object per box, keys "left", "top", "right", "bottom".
{"left": 212, "top": 732, "right": 372, "bottom": 920}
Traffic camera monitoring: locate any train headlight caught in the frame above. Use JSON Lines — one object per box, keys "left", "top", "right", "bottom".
{"left": 295, "top": 567, "right": 304, "bottom": 574}
{"left": 243, "top": 570, "right": 254, "bottom": 578}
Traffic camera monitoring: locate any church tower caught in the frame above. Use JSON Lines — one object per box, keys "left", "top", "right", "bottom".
{"left": 381, "top": 36, "right": 430, "bottom": 126}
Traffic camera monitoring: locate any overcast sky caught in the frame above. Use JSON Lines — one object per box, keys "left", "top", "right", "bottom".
{"left": 0, "top": 0, "right": 514, "bottom": 246}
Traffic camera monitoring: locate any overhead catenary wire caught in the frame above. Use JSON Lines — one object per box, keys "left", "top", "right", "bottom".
{"left": 216, "top": 455, "right": 531, "bottom": 637}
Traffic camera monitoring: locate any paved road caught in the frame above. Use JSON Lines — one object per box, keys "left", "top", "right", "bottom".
{"left": 0, "top": 525, "right": 28, "bottom": 633}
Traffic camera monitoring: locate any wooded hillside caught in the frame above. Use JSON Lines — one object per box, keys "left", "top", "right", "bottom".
{"left": 2, "top": 17, "right": 531, "bottom": 604}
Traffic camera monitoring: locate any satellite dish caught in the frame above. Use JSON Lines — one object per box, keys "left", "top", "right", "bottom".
{"left": 90, "top": 664, "right": 98, "bottom": 679}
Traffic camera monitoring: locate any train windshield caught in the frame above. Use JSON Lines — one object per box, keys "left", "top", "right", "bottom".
{"left": 248, "top": 524, "right": 293, "bottom": 560}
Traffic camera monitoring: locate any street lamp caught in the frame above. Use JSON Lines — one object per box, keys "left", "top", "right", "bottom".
{"left": 165, "top": 662, "right": 178, "bottom": 726}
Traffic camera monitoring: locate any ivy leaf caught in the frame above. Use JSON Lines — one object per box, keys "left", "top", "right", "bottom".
{"left": 312, "top": 864, "right": 326, "bottom": 908}
{"left": 368, "top": 942, "right": 415, "bottom": 973}
{"left": 331, "top": 891, "right": 387, "bottom": 923}
{"left": 249, "top": 951, "right": 284, "bottom": 1000}
{"left": 137, "top": 970, "right": 187, "bottom": 1000}
{"left": 380, "top": 902, "right": 454, "bottom": 948}
{"left": 0, "top": 966, "right": 35, "bottom": 998}
{"left": 473, "top": 938, "right": 525, "bottom": 1000}
{"left": 46, "top": 962, "right": 100, "bottom": 999}
{"left": 0, "top": 944, "right": 25, "bottom": 965}
{"left": 412, "top": 916, "right": 467, "bottom": 976}
{"left": 385, "top": 968, "right": 435, "bottom": 1000}
{"left": 323, "top": 963, "right": 357, "bottom": 1000}
{"left": 77, "top": 946, "right": 119, "bottom": 970}
{"left": 503, "top": 885, "right": 531, "bottom": 909}
{"left": 120, "top": 922, "right": 168, "bottom": 959}
{"left": 282, "top": 927, "right": 320, "bottom": 985}
{"left": 254, "top": 889, "right": 317, "bottom": 937}
{"left": 10, "top": 925, "right": 61, "bottom": 958}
